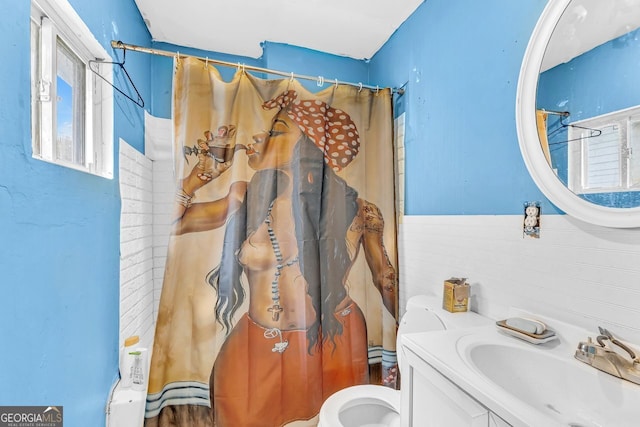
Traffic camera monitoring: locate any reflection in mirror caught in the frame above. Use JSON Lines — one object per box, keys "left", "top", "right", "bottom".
{"left": 536, "top": 0, "right": 640, "bottom": 208}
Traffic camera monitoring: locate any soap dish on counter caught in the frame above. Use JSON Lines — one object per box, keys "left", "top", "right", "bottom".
{"left": 496, "top": 319, "right": 558, "bottom": 344}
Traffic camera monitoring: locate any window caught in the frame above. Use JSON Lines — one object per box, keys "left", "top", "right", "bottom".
{"left": 31, "top": 0, "right": 113, "bottom": 178}
{"left": 394, "top": 87, "right": 407, "bottom": 217}
{"left": 568, "top": 106, "right": 640, "bottom": 194}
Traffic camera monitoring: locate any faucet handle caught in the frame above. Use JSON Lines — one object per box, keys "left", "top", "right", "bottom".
{"left": 597, "top": 326, "right": 637, "bottom": 362}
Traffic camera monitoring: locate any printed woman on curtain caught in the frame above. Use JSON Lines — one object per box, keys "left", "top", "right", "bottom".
{"left": 174, "top": 90, "right": 396, "bottom": 426}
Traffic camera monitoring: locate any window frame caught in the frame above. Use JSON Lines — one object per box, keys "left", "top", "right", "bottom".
{"left": 568, "top": 105, "right": 640, "bottom": 195}
{"left": 31, "top": 0, "right": 114, "bottom": 179}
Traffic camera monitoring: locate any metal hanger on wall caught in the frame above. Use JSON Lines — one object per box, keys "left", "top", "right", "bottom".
{"left": 546, "top": 112, "right": 602, "bottom": 145}
{"left": 89, "top": 42, "right": 145, "bottom": 108}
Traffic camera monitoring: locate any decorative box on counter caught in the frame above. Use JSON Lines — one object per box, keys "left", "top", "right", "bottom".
{"left": 442, "top": 277, "right": 470, "bottom": 312}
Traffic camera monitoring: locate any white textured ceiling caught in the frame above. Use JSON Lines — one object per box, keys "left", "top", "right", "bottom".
{"left": 542, "top": 0, "right": 640, "bottom": 71}
{"left": 133, "top": 0, "right": 640, "bottom": 69}
{"left": 133, "top": 0, "right": 424, "bottom": 60}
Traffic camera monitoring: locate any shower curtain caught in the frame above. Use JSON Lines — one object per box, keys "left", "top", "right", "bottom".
{"left": 145, "top": 57, "right": 398, "bottom": 427}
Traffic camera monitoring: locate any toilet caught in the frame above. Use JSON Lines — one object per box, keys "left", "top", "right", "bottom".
{"left": 318, "top": 294, "right": 492, "bottom": 427}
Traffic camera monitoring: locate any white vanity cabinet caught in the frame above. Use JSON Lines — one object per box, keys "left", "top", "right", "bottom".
{"left": 401, "top": 345, "right": 511, "bottom": 427}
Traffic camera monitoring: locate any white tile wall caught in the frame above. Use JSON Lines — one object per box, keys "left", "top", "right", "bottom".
{"left": 399, "top": 215, "right": 640, "bottom": 345}
{"left": 119, "top": 140, "right": 155, "bottom": 349}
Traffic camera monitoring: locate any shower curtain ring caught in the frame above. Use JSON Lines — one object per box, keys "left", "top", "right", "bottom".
{"left": 334, "top": 78, "right": 339, "bottom": 88}
{"left": 204, "top": 57, "right": 208, "bottom": 69}
{"left": 358, "top": 82, "right": 363, "bottom": 93}
{"left": 317, "top": 76, "right": 324, "bottom": 87}
{"left": 290, "top": 72, "right": 294, "bottom": 82}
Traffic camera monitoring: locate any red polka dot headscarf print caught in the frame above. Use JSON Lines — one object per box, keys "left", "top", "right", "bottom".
{"left": 262, "top": 90, "right": 360, "bottom": 172}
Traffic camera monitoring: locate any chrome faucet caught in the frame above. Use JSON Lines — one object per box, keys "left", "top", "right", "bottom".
{"left": 574, "top": 327, "right": 640, "bottom": 386}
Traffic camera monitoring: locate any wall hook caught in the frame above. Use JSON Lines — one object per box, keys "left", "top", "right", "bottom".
{"left": 88, "top": 45, "right": 144, "bottom": 109}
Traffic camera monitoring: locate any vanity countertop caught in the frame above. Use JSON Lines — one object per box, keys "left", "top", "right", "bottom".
{"left": 402, "top": 321, "right": 640, "bottom": 427}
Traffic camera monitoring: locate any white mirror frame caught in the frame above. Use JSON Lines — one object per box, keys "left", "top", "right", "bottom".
{"left": 516, "top": 0, "right": 640, "bottom": 228}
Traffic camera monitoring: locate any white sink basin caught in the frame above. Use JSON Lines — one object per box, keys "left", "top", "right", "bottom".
{"left": 466, "top": 341, "right": 640, "bottom": 427}
{"left": 403, "top": 311, "right": 640, "bottom": 427}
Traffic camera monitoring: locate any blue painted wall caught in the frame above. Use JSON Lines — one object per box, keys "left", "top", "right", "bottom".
{"left": 0, "top": 1, "right": 149, "bottom": 426}
{"left": 369, "top": 0, "right": 556, "bottom": 215}
{"left": 261, "top": 42, "right": 370, "bottom": 95}
{"left": 1, "top": 0, "right": 569, "bottom": 425}
{"left": 538, "top": 28, "right": 640, "bottom": 208}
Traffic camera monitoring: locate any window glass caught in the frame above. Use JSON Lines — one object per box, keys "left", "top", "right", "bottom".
{"left": 55, "top": 40, "right": 85, "bottom": 164}
{"left": 585, "top": 125, "right": 620, "bottom": 189}
{"left": 568, "top": 107, "right": 640, "bottom": 193}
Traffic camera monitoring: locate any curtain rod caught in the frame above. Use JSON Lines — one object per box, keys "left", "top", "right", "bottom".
{"left": 538, "top": 108, "right": 570, "bottom": 117}
{"left": 110, "top": 40, "right": 404, "bottom": 95}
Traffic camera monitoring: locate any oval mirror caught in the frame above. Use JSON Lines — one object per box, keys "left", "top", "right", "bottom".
{"left": 516, "top": 0, "right": 640, "bottom": 228}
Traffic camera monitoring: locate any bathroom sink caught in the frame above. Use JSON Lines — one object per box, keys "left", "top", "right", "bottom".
{"left": 403, "top": 312, "right": 640, "bottom": 427}
{"left": 465, "top": 342, "right": 640, "bottom": 427}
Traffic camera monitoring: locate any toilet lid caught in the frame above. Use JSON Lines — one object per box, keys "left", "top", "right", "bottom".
{"left": 398, "top": 309, "right": 444, "bottom": 336}
{"left": 319, "top": 384, "right": 400, "bottom": 427}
